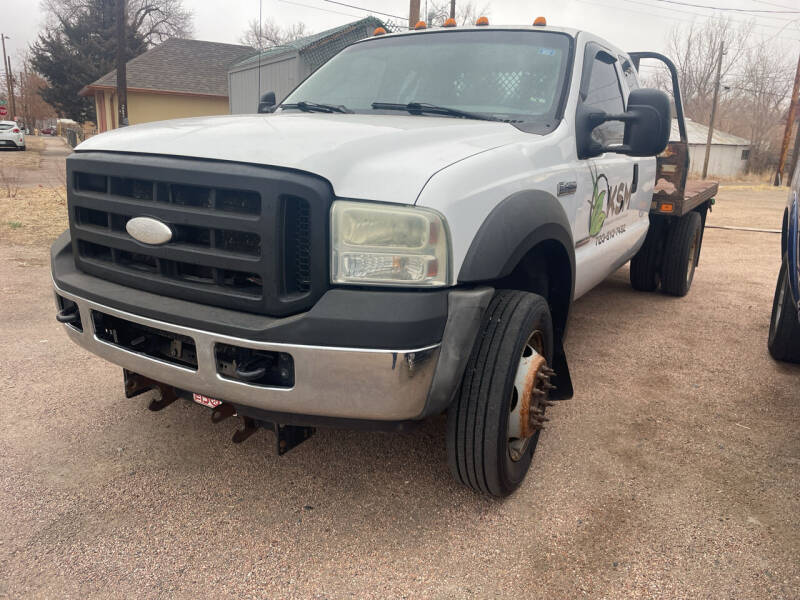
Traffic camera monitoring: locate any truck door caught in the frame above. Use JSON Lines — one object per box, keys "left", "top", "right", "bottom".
{"left": 572, "top": 46, "right": 651, "bottom": 298}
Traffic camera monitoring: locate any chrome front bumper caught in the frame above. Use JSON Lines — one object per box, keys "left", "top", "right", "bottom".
{"left": 53, "top": 283, "right": 441, "bottom": 421}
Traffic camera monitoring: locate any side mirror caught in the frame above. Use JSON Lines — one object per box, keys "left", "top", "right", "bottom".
{"left": 577, "top": 88, "right": 671, "bottom": 159}
{"left": 257, "top": 91, "right": 276, "bottom": 114}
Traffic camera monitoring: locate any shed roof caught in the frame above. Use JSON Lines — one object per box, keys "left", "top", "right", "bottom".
{"left": 232, "top": 16, "right": 383, "bottom": 71}
{"left": 672, "top": 118, "right": 750, "bottom": 146}
{"left": 83, "top": 38, "right": 255, "bottom": 97}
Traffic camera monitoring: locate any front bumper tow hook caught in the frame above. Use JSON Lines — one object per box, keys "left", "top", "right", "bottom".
{"left": 56, "top": 306, "right": 80, "bottom": 324}
{"left": 211, "top": 403, "right": 236, "bottom": 424}
{"left": 232, "top": 417, "right": 258, "bottom": 444}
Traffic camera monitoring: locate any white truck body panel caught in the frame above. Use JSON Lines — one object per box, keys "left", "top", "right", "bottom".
{"left": 74, "top": 27, "right": 655, "bottom": 301}
{"left": 76, "top": 113, "right": 525, "bottom": 206}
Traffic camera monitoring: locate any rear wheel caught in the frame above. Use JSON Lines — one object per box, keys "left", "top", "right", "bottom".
{"left": 630, "top": 223, "right": 662, "bottom": 292}
{"left": 768, "top": 259, "right": 800, "bottom": 363}
{"left": 447, "top": 290, "right": 555, "bottom": 497}
{"left": 661, "top": 211, "right": 702, "bottom": 297}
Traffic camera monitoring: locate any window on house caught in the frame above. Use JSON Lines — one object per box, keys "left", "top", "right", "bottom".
{"left": 741, "top": 149, "right": 750, "bottom": 161}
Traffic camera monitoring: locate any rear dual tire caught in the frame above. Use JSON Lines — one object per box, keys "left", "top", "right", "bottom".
{"left": 661, "top": 211, "right": 702, "bottom": 296}
{"left": 446, "top": 290, "right": 553, "bottom": 497}
{"left": 630, "top": 211, "right": 702, "bottom": 297}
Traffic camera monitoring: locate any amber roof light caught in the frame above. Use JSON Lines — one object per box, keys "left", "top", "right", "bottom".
{"left": 475, "top": 16, "right": 489, "bottom": 26}
{"left": 414, "top": 20, "right": 427, "bottom": 30}
{"left": 373, "top": 27, "right": 387, "bottom": 36}
{"left": 443, "top": 18, "right": 457, "bottom": 27}
{"left": 533, "top": 16, "right": 547, "bottom": 26}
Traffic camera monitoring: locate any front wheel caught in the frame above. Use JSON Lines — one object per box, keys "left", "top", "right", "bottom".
{"left": 447, "top": 290, "right": 555, "bottom": 497}
{"left": 768, "top": 259, "right": 800, "bottom": 363}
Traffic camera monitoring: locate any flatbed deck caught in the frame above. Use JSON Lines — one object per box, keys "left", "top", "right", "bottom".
{"left": 651, "top": 139, "right": 718, "bottom": 217}
{"left": 652, "top": 179, "right": 717, "bottom": 216}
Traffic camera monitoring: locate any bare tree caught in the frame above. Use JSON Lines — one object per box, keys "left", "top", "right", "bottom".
{"left": 425, "top": 1, "right": 490, "bottom": 27}
{"left": 656, "top": 16, "right": 796, "bottom": 172}
{"left": 16, "top": 57, "right": 58, "bottom": 128}
{"left": 43, "top": 0, "right": 193, "bottom": 46}
{"left": 240, "top": 18, "right": 308, "bottom": 49}
{"left": 722, "top": 42, "right": 795, "bottom": 172}
{"left": 664, "top": 17, "right": 751, "bottom": 123}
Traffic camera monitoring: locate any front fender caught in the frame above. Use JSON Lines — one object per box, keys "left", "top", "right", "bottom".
{"left": 457, "top": 189, "right": 575, "bottom": 296}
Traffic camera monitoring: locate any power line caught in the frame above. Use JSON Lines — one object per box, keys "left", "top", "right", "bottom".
{"left": 277, "top": 0, "right": 362, "bottom": 18}
{"left": 319, "top": 0, "right": 408, "bottom": 21}
{"left": 648, "top": 0, "right": 799, "bottom": 14}
{"left": 574, "top": 0, "right": 800, "bottom": 42}
{"left": 620, "top": 0, "right": 800, "bottom": 29}
{"left": 751, "top": 0, "right": 799, "bottom": 9}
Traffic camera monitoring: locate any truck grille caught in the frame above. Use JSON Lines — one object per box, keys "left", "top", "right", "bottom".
{"left": 67, "top": 153, "right": 332, "bottom": 317}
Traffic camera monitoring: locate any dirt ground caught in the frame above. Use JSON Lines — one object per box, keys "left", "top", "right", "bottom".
{"left": 0, "top": 176, "right": 797, "bottom": 598}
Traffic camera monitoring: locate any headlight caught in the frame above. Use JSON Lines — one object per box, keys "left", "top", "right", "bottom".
{"left": 331, "top": 200, "right": 450, "bottom": 287}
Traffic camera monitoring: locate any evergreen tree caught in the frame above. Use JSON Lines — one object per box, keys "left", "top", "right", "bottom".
{"left": 30, "top": 0, "right": 191, "bottom": 123}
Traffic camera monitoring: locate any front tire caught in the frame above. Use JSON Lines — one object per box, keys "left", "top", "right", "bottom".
{"left": 768, "top": 259, "right": 800, "bottom": 363}
{"left": 662, "top": 211, "right": 702, "bottom": 297}
{"left": 447, "top": 290, "right": 554, "bottom": 497}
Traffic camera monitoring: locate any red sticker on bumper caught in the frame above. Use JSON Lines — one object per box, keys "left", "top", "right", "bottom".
{"left": 192, "top": 393, "right": 222, "bottom": 408}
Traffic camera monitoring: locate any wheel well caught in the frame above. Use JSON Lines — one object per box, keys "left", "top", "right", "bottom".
{"left": 493, "top": 240, "right": 572, "bottom": 343}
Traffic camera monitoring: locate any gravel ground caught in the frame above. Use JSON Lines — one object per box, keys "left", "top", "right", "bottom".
{"left": 1, "top": 185, "right": 798, "bottom": 599}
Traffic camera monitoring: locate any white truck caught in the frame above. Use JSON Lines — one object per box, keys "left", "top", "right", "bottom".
{"left": 51, "top": 22, "right": 715, "bottom": 496}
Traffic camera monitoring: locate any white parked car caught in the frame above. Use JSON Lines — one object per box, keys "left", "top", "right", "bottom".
{"left": 0, "top": 120, "right": 26, "bottom": 150}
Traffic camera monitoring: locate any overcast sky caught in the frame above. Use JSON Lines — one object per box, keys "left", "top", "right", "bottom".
{"left": 3, "top": 0, "right": 799, "bottom": 66}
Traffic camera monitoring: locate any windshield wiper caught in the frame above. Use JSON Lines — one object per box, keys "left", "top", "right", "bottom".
{"left": 371, "top": 102, "right": 503, "bottom": 122}
{"left": 281, "top": 101, "right": 352, "bottom": 114}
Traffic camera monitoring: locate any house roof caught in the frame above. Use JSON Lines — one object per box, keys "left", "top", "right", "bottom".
{"left": 671, "top": 118, "right": 750, "bottom": 146}
{"left": 83, "top": 38, "right": 255, "bottom": 97}
{"left": 232, "top": 16, "right": 383, "bottom": 70}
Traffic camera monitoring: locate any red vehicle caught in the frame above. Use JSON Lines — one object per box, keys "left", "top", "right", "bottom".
{"left": 40, "top": 127, "right": 56, "bottom": 135}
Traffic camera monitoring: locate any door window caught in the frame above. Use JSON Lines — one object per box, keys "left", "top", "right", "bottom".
{"left": 583, "top": 56, "right": 625, "bottom": 146}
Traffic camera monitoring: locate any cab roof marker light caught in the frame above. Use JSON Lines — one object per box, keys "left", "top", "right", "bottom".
{"left": 414, "top": 20, "right": 427, "bottom": 30}
{"left": 475, "top": 16, "right": 489, "bottom": 26}
{"left": 373, "top": 27, "right": 387, "bottom": 36}
{"left": 443, "top": 18, "right": 457, "bottom": 27}
{"left": 533, "top": 16, "right": 547, "bottom": 26}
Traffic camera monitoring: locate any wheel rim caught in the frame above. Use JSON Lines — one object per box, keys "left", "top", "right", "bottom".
{"left": 686, "top": 228, "right": 700, "bottom": 285}
{"left": 770, "top": 266, "right": 786, "bottom": 343}
{"left": 507, "top": 330, "right": 553, "bottom": 462}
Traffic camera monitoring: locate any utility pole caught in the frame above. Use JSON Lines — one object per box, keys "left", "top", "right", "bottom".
{"left": 409, "top": 0, "right": 420, "bottom": 28}
{"left": 775, "top": 52, "right": 800, "bottom": 186}
{"left": 702, "top": 40, "right": 724, "bottom": 180}
{"left": 116, "top": 0, "right": 129, "bottom": 127}
{"left": 450, "top": 0, "right": 456, "bottom": 19}
{"left": 1, "top": 34, "right": 12, "bottom": 114}
{"left": 7, "top": 57, "right": 17, "bottom": 118}
{"left": 789, "top": 115, "right": 800, "bottom": 185}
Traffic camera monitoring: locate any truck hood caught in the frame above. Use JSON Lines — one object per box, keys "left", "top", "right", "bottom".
{"left": 76, "top": 113, "right": 526, "bottom": 204}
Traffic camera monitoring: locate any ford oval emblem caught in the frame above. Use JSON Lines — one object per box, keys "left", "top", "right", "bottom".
{"left": 125, "top": 216, "right": 173, "bottom": 245}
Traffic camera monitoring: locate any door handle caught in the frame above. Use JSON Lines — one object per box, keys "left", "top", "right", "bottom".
{"left": 632, "top": 163, "right": 639, "bottom": 193}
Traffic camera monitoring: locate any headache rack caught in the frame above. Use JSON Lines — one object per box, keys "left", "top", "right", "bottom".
{"left": 67, "top": 152, "right": 332, "bottom": 317}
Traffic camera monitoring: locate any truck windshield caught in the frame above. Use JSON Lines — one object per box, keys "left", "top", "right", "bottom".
{"left": 282, "top": 30, "right": 572, "bottom": 125}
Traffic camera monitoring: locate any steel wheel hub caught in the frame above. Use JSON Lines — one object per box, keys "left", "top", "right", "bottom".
{"left": 508, "top": 331, "right": 555, "bottom": 461}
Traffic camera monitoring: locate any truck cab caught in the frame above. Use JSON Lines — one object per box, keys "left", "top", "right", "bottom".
{"left": 52, "top": 21, "right": 700, "bottom": 496}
